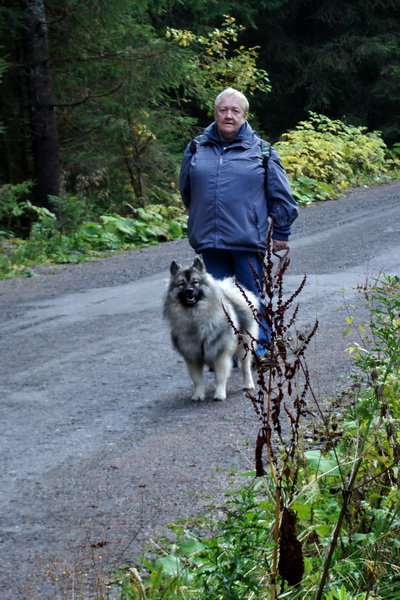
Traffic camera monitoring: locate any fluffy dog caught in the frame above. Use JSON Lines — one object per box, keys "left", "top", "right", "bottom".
{"left": 163, "top": 257, "right": 258, "bottom": 401}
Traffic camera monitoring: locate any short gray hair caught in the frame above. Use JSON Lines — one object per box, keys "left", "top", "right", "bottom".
{"left": 214, "top": 88, "right": 249, "bottom": 114}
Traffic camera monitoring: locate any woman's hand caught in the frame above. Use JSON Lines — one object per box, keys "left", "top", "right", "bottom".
{"left": 272, "top": 239, "right": 289, "bottom": 252}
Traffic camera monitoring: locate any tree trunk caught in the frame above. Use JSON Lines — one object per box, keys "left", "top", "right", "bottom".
{"left": 22, "top": 0, "right": 63, "bottom": 207}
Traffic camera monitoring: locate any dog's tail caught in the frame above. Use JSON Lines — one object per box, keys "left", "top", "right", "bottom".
{"left": 219, "top": 278, "right": 259, "bottom": 313}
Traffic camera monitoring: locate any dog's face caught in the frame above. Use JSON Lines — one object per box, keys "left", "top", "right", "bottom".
{"left": 169, "top": 258, "right": 206, "bottom": 307}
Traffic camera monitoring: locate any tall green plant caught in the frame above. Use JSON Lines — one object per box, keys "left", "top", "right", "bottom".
{"left": 0, "top": 181, "right": 33, "bottom": 236}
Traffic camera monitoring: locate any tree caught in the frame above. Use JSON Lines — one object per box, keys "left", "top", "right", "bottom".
{"left": 246, "top": 0, "right": 400, "bottom": 144}
{"left": 1, "top": 0, "right": 192, "bottom": 209}
{"left": 1, "top": 0, "right": 398, "bottom": 222}
{"left": 22, "top": 0, "right": 63, "bottom": 206}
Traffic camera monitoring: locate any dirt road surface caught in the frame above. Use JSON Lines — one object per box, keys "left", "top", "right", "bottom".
{"left": 1, "top": 182, "right": 399, "bottom": 599}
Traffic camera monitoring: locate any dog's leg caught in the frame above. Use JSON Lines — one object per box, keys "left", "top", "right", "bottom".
{"left": 185, "top": 360, "right": 205, "bottom": 401}
{"left": 241, "top": 354, "right": 255, "bottom": 390}
{"left": 212, "top": 354, "right": 232, "bottom": 401}
{"left": 235, "top": 346, "right": 255, "bottom": 391}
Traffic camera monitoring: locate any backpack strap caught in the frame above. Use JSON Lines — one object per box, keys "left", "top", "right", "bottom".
{"left": 260, "top": 139, "right": 271, "bottom": 169}
{"left": 190, "top": 134, "right": 203, "bottom": 154}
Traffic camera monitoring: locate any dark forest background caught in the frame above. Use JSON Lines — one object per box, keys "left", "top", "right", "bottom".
{"left": 1, "top": 0, "right": 399, "bottom": 212}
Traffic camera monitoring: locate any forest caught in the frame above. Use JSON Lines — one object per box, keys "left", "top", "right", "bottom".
{"left": 1, "top": 0, "right": 399, "bottom": 225}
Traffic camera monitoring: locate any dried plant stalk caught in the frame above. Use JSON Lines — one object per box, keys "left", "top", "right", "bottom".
{"left": 230, "top": 224, "right": 318, "bottom": 596}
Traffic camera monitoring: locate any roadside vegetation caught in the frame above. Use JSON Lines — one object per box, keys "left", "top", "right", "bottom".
{"left": 110, "top": 260, "right": 400, "bottom": 600}
{"left": 0, "top": 113, "right": 399, "bottom": 280}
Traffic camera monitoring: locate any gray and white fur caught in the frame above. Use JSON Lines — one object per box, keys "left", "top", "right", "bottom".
{"left": 163, "top": 257, "right": 259, "bottom": 401}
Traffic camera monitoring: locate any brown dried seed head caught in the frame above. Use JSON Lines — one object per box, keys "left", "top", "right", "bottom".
{"left": 278, "top": 507, "right": 304, "bottom": 586}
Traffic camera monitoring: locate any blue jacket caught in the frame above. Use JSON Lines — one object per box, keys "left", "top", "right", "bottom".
{"left": 179, "top": 121, "right": 299, "bottom": 253}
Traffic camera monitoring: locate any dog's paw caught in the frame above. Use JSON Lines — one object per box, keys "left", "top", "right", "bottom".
{"left": 192, "top": 392, "right": 205, "bottom": 402}
{"left": 243, "top": 382, "right": 255, "bottom": 391}
{"left": 213, "top": 384, "right": 226, "bottom": 401}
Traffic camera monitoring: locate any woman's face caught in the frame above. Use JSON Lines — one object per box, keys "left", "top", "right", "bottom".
{"left": 214, "top": 95, "right": 247, "bottom": 141}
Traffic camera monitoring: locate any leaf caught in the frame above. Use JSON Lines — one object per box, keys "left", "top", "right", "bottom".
{"left": 316, "top": 524, "right": 332, "bottom": 536}
{"left": 303, "top": 556, "right": 313, "bottom": 575}
{"left": 342, "top": 326, "right": 352, "bottom": 338}
{"left": 155, "top": 555, "right": 182, "bottom": 577}
{"left": 180, "top": 538, "right": 206, "bottom": 556}
{"left": 305, "top": 450, "right": 341, "bottom": 476}
{"left": 168, "top": 221, "right": 182, "bottom": 238}
{"left": 351, "top": 533, "right": 370, "bottom": 542}
{"left": 291, "top": 501, "right": 312, "bottom": 520}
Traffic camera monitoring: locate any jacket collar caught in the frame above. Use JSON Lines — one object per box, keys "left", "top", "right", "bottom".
{"left": 202, "top": 121, "right": 254, "bottom": 149}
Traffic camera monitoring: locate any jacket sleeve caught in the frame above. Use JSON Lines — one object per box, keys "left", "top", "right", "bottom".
{"left": 265, "top": 147, "right": 299, "bottom": 240}
{"left": 178, "top": 143, "right": 192, "bottom": 208}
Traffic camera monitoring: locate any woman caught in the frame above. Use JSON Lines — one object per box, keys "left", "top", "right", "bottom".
{"left": 179, "top": 87, "right": 299, "bottom": 358}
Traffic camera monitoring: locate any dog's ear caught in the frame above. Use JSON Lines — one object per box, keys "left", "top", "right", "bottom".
{"left": 170, "top": 260, "right": 181, "bottom": 276}
{"left": 192, "top": 257, "right": 205, "bottom": 272}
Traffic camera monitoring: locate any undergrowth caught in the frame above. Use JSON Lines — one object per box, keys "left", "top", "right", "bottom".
{"left": 110, "top": 260, "right": 399, "bottom": 600}
{"left": 0, "top": 199, "right": 187, "bottom": 279}
{"left": 275, "top": 112, "right": 400, "bottom": 205}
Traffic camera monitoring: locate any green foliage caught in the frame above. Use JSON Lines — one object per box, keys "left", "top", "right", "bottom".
{"left": 113, "top": 274, "right": 400, "bottom": 600}
{"left": 114, "top": 463, "right": 399, "bottom": 599}
{"left": 94, "top": 205, "right": 187, "bottom": 246}
{"left": 323, "top": 586, "right": 371, "bottom": 600}
{"left": 114, "top": 482, "right": 274, "bottom": 600}
{"left": 248, "top": 0, "right": 400, "bottom": 145}
{"left": 0, "top": 202, "right": 187, "bottom": 279}
{"left": 1, "top": 3, "right": 272, "bottom": 211}
{"left": 2, "top": 1, "right": 400, "bottom": 216}
{"left": 48, "top": 193, "right": 90, "bottom": 236}
{"left": 2, "top": 0, "right": 400, "bottom": 216}
{"left": 344, "top": 274, "right": 400, "bottom": 413}
{"left": 0, "top": 181, "right": 34, "bottom": 236}
{"left": 166, "top": 15, "right": 271, "bottom": 112}
{"left": 51, "top": 9, "right": 269, "bottom": 208}
{"left": 275, "top": 113, "right": 399, "bottom": 205}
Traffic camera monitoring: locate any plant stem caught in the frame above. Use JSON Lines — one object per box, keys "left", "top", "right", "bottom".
{"left": 313, "top": 382, "right": 378, "bottom": 600}
{"left": 313, "top": 454, "right": 363, "bottom": 600}
{"left": 270, "top": 485, "right": 281, "bottom": 600}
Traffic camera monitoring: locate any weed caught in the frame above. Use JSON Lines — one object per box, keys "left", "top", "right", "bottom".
{"left": 114, "top": 261, "right": 399, "bottom": 600}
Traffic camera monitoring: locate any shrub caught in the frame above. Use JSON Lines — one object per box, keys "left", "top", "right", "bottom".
{"left": 0, "top": 181, "right": 34, "bottom": 237}
{"left": 275, "top": 113, "right": 399, "bottom": 205}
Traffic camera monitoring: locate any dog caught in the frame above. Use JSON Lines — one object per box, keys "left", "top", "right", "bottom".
{"left": 163, "top": 257, "right": 259, "bottom": 401}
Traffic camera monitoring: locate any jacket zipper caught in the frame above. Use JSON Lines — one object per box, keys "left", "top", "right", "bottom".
{"left": 214, "top": 148, "right": 225, "bottom": 245}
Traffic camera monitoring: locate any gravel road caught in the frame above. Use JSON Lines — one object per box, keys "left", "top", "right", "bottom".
{"left": 1, "top": 181, "right": 399, "bottom": 599}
